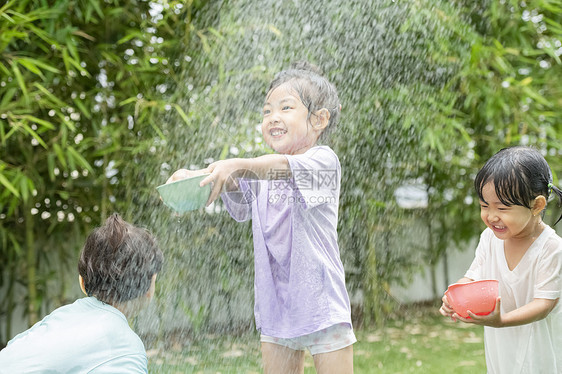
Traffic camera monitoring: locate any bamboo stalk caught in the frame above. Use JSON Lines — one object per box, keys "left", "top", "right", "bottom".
{"left": 25, "top": 205, "right": 38, "bottom": 326}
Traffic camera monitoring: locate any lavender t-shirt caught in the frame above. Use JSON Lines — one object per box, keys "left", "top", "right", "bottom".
{"left": 222, "top": 146, "right": 352, "bottom": 338}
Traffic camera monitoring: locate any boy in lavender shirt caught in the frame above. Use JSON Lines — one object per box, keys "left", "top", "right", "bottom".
{"left": 168, "top": 62, "right": 355, "bottom": 373}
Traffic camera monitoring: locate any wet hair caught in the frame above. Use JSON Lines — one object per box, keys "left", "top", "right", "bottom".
{"left": 267, "top": 61, "right": 341, "bottom": 138}
{"left": 474, "top": 146, "right": 562, "bottom": 224}
{"left": 78, "top": 213, "right": 164, "bottom": 304}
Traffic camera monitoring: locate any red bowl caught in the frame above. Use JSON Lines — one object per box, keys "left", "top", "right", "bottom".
{"left": 445, "top": 279, "right": 499, "bottom": 318}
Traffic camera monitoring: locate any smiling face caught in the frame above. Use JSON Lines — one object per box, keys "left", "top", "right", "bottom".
{"left": 479, "top": 182, "right": 539, "bottom": 242}
{"left": 261, "top": 82, "right": 321, "bottom": 155}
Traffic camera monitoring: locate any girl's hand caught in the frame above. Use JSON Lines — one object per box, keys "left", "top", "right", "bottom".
{"left": 200, "top": 159, "right": 244, "bottom": 206}
{"left": 455, "top": 297, "right": 503, "bottom": 327}
{"left": 166, "top": 168, "right": 210, "bottom": 184}
{"left": 439, "top": 294, "right": 457, "bottom": 321}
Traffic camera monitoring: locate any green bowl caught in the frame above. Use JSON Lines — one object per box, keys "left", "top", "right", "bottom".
{"left": 156, "top": 174, "right": 211, "bottom": 213}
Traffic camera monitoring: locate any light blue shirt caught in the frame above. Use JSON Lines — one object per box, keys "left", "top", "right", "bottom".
{"left": 0, "top": 297, "right": 148, "bottom": 373}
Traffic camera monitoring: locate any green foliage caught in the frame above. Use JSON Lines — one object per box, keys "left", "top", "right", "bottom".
{"left": 459, "top": 0, "right": 562, "bottom": 156}
{"left": 1, "top": 0, "right": 560, "bottom": 345}
{"left": 0, "top": 0, "right": 196, "bottom": 338}
{"left": 410, "top": 0, "right": 562, "bottom": 299}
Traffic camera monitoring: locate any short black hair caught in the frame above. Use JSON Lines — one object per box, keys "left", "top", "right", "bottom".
{"left": 474, "top": 146, "right": 551, "bottom": 209}
{"left": 78, "top": 213, "right": 163, "bottom": 304}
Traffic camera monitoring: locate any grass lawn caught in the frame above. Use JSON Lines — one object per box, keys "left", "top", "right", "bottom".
{"left": 147, "top": 306, "right": 486, "bottom": 373}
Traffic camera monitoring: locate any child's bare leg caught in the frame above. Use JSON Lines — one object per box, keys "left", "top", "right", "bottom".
{"left": 261, "top": 342, "right": 305, "bottom": 374}
{"left": 313, "top": 345, "right": 354, "bottom": 374}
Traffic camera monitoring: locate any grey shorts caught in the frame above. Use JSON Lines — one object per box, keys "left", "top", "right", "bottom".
{"left": 260, "top": 323, "right": 357, "bottom": 355}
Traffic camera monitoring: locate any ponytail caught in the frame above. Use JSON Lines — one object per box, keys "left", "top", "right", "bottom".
{"left": 549, "top": 183, "right": 562, "bottom": 225}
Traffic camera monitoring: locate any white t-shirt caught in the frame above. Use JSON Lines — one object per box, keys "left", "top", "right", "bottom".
{"left": 0, "top": 297, "right": 148, "bottom": 373}
{"left": 465, "top": 226, "right": 562, "bottom": 373}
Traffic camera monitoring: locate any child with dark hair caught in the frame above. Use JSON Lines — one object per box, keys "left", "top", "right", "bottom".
{"left": 0, "top": 213, "right": 163, "bottom": 374}
{"left": 167, "top": 61, "right": 355, "bottom": 373}
{"left": 439, "top": 146, "right": 562, "bottom": 373}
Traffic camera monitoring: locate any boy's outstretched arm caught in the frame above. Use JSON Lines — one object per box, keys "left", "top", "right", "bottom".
{"left": 200, "top": 155, "right": 291, "bottom": 205}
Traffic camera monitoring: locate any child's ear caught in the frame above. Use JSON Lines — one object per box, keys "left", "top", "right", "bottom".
{"left": 78, "top": 275, "right": 87, "bottom": 296}
{"left": 532, "top": 195, "right": 547, "bottom": 216}
{"left": 145, "top": 274, "right": 158, "bottom": 299}
{"left": 312, "top": 108, "right": 330, "bottom": 131}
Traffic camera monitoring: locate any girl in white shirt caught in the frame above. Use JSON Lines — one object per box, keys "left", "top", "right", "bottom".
{"left": 440, "top": 146, "right": 562, "bottom": 373}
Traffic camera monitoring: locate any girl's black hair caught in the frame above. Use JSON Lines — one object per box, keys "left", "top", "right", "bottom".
{"left": 267, "top": 61, "right": 341, "bottom": 139}
{"left": 78, "top": 213, "right": 164, "bottom": 304}
{"left": 474, "top": 146, "right": 562, "bottom": 224}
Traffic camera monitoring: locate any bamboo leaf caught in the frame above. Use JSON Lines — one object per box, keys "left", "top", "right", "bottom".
{"left": 62, "top": 48, "right": 71, "bottom": 74}
{"left": 67, "top": 146, "right": 94, "bottom": 173}
{"left": 0, "top": 0, "right": 15, "bottom": 15}
{"left": 117, "top": 32, "right": 142, "bottom": 45}
{"left": 16, "top": 58, "right": 45, "bottom": 79}
{"left": 0, "top": 173, "right": 20, "bottom": 198}
{"left": 11, "top": 62, "right": 28, "bottom": 100}
{"left": 219, "top": 143, "right": 229, "bottom": 160}
{"left": 84, "top": 2, "right": 93, "bottom": 23}
{"left": 67, "top": 148, "right": 77, "bottom": 171}
{"left": 33, "top": 83, "right": 67, "bottom": 107}
{"left": 119, "top": 97, "right": 138, "bottom": 106}
{"left": 66, "top": 38, "right": 80, "bottom": 61}
{"left": 53, "top": 143, "right": 67, "bottom": 169}
{"left": 19, "top": 177, "right": 29, "bottom": 202}
{"left": 55, "top": 112, "right": 76, "bottom": 131}
{"left": 544, "top": 18, "right": 562, "bottom": 34}
{"left": 0, "top": 118, "right": 5, "bottom": 145}
{"left": 73, "top": 99, "right": 91, "bottom": 119}
{"left": 149, "top": 118, "right": 166, "bottom": 139}
{"left": 62, "top": 41, "right": 90, "bottom": 77}
{"left": 173, "top": 104, "right": 192, "bottom": 127}
{"left": 65, "top": 52, "right": 91, "bottom": 77}
{"left": 1, "top": 30, "right": 27, "bottom": 42}
{"left": 522, "top": 86, "right": 550, "bottom": 106}
{"left": 72, "top": 30, "right": 96, "bottom": 41}
{"left": 3, "top": 117, "right": 18, "bottom": 141}
{"left": 26, "top": 24, "right": 59, "bottom": 47}
{"left": 0, "top": 11, "right": 15, "bottom": 23}
{"left": 504, "top": 48, "right": 519, "bottom": 56}
{"left": 0, "top": 61, "right": 10, "bottom": 76}
{"left": 196, "top": 30, "right": 210, "bottom": 53}
{"left": 88, "top": 0, "right": 104, "bottom": 18}
{"left": 47, "top": 154, "right": 56, "bottom": 181}
{"left": 20, "top": 123, "right": 48, "bottom": 148}
{"left": 21, "top": 57, "right": 61, "bottom": 74}
{"left": 0, "top": 87, "right": 17, "bottom": 108}
{"left": 20, "top": 115, "right": 55, "bottom": 130}
{"left": 207, "top": 27, "right": 224, "bottom": 40}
